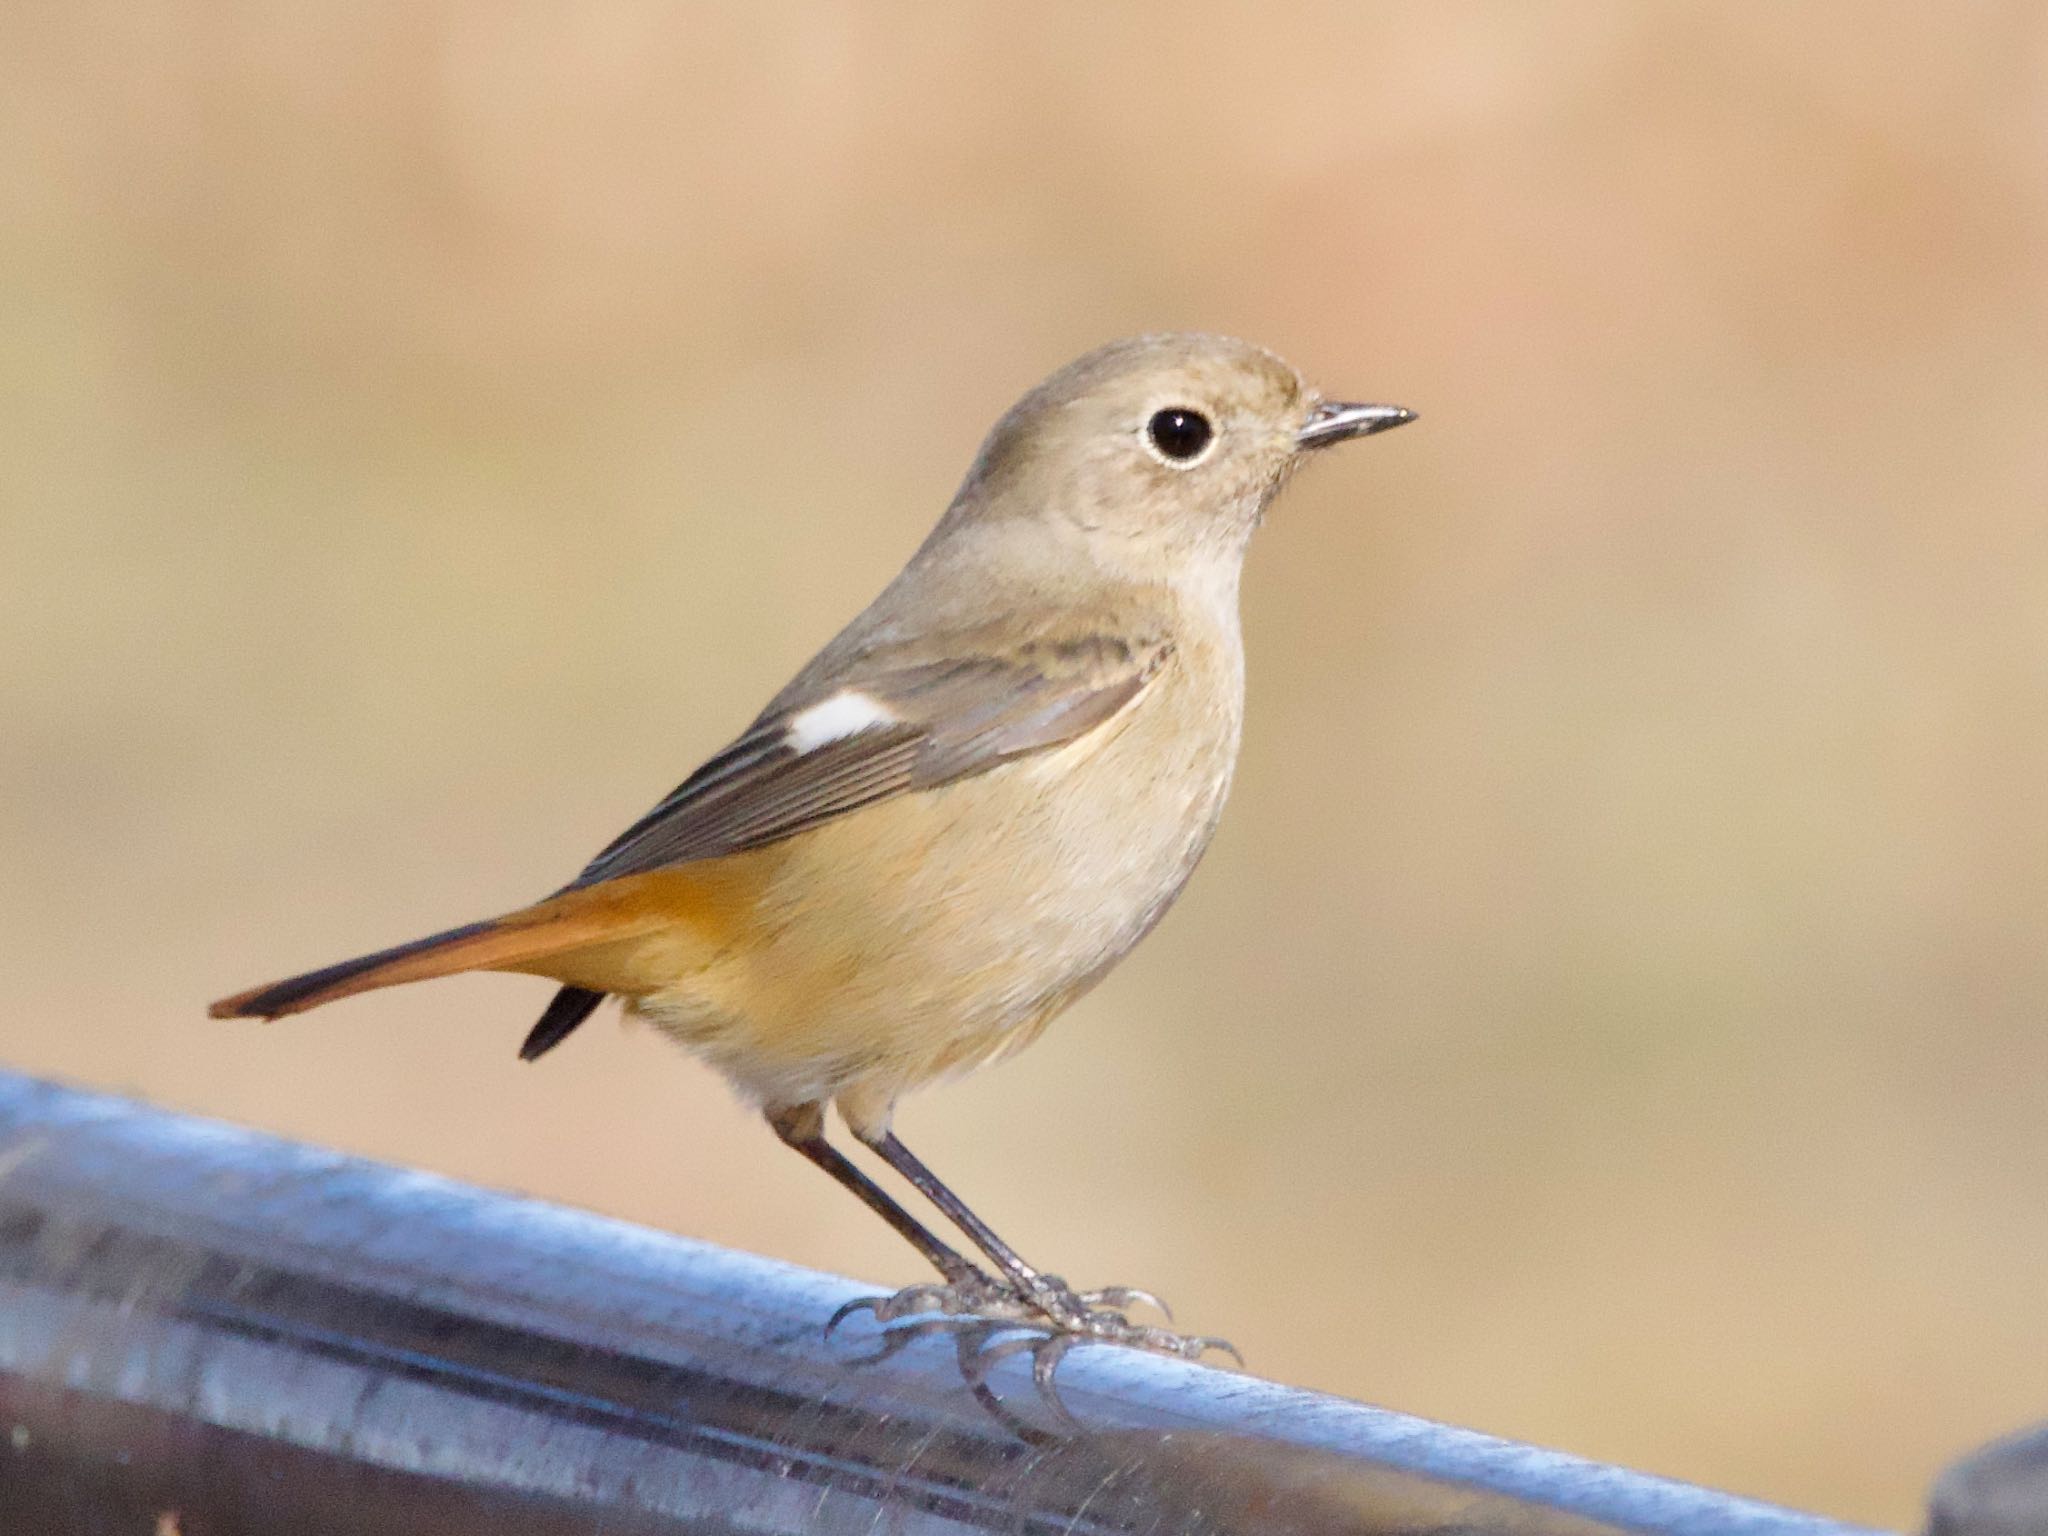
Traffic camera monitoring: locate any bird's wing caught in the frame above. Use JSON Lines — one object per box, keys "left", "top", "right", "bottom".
{"left": 568, "top": 629, "right": 1170, "bottom": 886}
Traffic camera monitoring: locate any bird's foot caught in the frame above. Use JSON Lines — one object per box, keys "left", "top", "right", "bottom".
{"left": 832, "top": 1271, "right": 1238, "bottom": 1364}
{"left": 1031, "top": 1278, "right": 1241, "bottom": 1364}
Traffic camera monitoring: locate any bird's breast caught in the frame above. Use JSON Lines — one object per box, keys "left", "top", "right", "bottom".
{"left": 775, "top": 627, "right": 1241, "bottom": 1014}
{"left": 637, "top": 612, "right": 1246, "bottom": 1104}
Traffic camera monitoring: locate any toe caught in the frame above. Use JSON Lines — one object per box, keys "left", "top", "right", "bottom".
{"left": 1075, "top": 1285, "right": 1173, "bottom": 1322}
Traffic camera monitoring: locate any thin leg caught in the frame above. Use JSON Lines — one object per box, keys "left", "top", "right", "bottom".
{"left": 859, "top": 1129, "right": 1067, "bottom": 1313}
{"left": 766, "top": 1107, "right": 986, "bottom": 1287}
{"left": 831, "top": 1123, "right": 1236, "bottom": 1361}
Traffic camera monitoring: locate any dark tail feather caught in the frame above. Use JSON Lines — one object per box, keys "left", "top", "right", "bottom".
{"left": 211, "top": 921, "right": 501, "bottom": 1020}
{"left": 520, "top": 986, "right": 605, "bottom": 1062}
{"left": 210, "top": 877, "right": 674, "bottom": 1024}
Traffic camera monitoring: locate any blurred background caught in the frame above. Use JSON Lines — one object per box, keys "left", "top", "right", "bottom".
{"left": 3, "top": 3, "right": 2045, "bottom": 1525}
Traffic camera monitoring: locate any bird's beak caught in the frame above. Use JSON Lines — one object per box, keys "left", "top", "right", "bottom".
{"left": 1296, "top": 400, "right": 1417, "bottom": 449}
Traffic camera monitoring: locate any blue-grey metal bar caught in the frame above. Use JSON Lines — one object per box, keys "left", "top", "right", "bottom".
{"left": 0, "top": 1072, "right": 1886, "bottom": 1535}
{"left": 1928, "top": 1421, "right": 2048, "bottom": 1536}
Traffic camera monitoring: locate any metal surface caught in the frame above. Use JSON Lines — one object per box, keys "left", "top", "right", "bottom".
{"left": 1927, "top": 1420, "right": 2048, "bottom": 1536}
{"left": 0, "top": 1072, "right": 1886, "bottom": 1535}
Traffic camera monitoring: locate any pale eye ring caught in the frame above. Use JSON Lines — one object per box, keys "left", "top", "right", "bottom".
{"left": 1144, "top": 406, "right": 1215, "bottom": 464}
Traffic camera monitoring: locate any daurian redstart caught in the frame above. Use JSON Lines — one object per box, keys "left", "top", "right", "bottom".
{"left": 214, "top": 334, "right": 1413, "bottom": 1356}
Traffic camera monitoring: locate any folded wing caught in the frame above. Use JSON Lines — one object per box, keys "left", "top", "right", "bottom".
{"left": 571, "top": 630, "right": 1170, "bottom": 887}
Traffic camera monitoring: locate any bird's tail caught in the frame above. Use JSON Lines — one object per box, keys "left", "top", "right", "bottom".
{"left": 208, "top": 881, "right": 679, "bottom": 1021}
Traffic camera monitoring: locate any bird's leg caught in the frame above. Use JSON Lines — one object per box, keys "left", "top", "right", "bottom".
{"left": 858, "top": 1129, "right": 1070, "bottom": 1315}
{"left": 766, "top": 1106, "right": 991, "bottom": 1291}
{"left": 854, "top": 1127, "right": 1240, "bottom": 1363}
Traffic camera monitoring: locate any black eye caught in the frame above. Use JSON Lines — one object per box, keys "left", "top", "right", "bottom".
{"left": 1146, "top": 407, "right": 1213, "bottom": 462}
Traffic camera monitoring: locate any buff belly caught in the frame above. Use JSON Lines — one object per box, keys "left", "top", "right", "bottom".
{"left": 627, "top": 675, "right": 1238, "bottom": 1129}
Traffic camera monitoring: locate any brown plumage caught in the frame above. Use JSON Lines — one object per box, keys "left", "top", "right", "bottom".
{"left": 212, "top": 333, "right": 1413, "bottom": 1351}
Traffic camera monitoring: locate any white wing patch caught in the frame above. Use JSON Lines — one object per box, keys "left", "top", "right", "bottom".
{"left": 785, "top": 690, "right": 899, "bottom": 753}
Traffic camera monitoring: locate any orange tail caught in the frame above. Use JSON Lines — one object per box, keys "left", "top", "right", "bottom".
{"left": 208, "top": 882, "right": 678, "bottom": 1021}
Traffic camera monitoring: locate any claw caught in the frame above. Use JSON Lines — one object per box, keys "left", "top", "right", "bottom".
{"left": 871, "top": 1281, "right": 970, "bottom": 1321}
{"left": 1029, "top": 1331, "right": 1079, "bottom": 1397}
{"left": 836, "top": 1274, "right": 1040, "bottom": 1331}
{"left": 826, "top": 1280, "right": 995, "bottom": 1335}
{"left": 826, "top": 1293, "right": 885, "bottom": 1333}
{"left": 972, "top": 1328, "right": 1060, "bottom": 1384}
{"left": 828, "top": 1274, "right": 1238, "bottom": 1370}
{"left": 1075, "top": 1285, "right": 1173, "bottom": 1322}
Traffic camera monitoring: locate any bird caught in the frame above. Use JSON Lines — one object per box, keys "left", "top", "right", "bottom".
{"left": 212, "top": 333, "right": 1414, "bottom": 1356}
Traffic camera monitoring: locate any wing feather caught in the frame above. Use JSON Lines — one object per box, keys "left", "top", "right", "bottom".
{"left": 569, "top": 634, "right": 1167, "bottom": 887}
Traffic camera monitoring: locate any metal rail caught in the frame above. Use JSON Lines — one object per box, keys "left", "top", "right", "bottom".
{"left": 0, "top": 1072, "right": 1886, "bottom": 1535}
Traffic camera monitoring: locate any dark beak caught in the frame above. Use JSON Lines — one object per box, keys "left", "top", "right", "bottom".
{"left": 1296, "top": 401, "right": 1417, "bottom": 449}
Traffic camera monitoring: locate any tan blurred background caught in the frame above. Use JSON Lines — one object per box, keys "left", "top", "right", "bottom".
{"left": 3, "top": 3, "right": 2045, "bottom": 1525}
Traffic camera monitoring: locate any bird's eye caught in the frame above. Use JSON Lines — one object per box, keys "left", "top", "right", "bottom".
{"left": 1145, "top": 407, "right": 1214, "bottom": 463}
